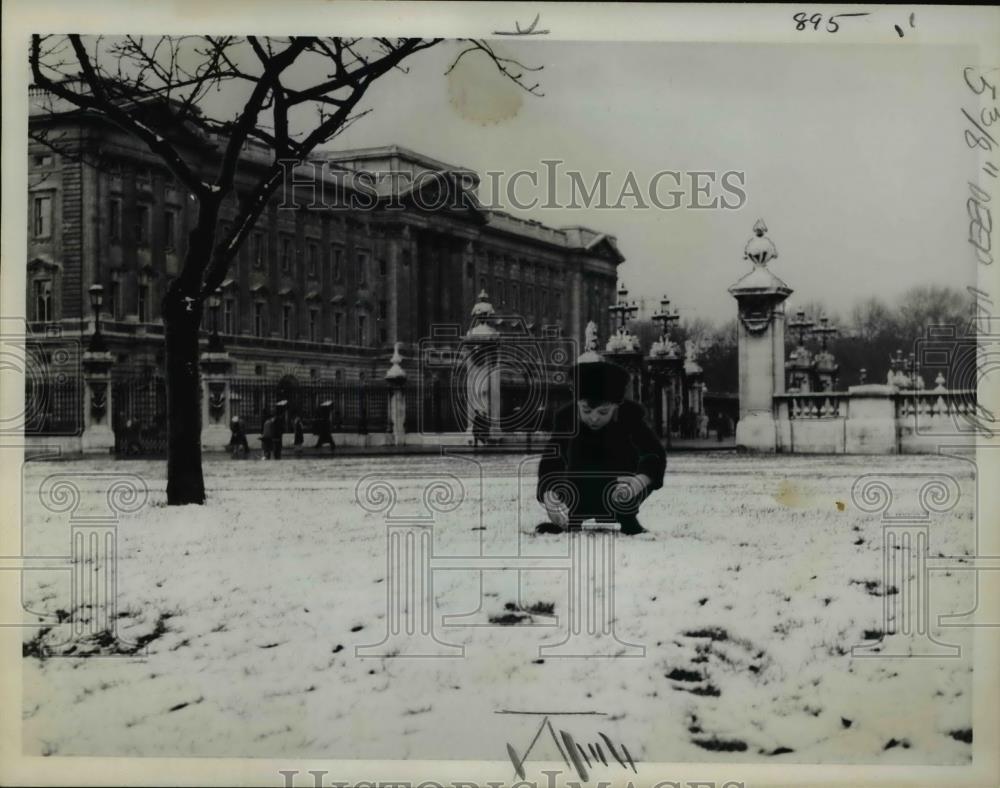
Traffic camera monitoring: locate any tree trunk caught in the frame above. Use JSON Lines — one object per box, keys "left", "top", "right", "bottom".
{"left": 163, "top": 285, "right": 206, "bottom": 505}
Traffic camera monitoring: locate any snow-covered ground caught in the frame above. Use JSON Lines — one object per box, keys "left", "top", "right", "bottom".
{"left": 18, "top": 452, "right": 977, "bottom": 764}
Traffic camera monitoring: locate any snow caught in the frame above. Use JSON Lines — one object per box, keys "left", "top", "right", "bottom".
{"left": 19, "top": 453, "right": 975, "bottom": 763}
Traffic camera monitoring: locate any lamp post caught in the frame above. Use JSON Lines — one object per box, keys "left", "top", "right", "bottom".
{"left": 87, "top": 283, "right": 107, "bottom": 353}
{"left": 647, "top": 294, "right": 682, "bottom": 445}
{"left": 207, "top": 289, "right": 223, "bottom": 352}
{"left": 810, "top": 315, "right": 839, "bottom": 391}
{"left": 787, "top": 309, "right": 815, "bottom": 392}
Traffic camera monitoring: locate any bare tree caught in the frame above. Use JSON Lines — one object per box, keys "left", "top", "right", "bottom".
{"left": 30, "top": 34, "right": 541, "bottom": 504}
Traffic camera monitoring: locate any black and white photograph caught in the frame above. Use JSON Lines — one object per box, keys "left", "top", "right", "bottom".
{"left": 2, "top": 3, "right": 999, "bottom": 787}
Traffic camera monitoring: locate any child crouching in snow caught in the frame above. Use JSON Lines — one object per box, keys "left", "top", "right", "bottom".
{"left": 536, "top": 360, "right": 665, "bottom": 535}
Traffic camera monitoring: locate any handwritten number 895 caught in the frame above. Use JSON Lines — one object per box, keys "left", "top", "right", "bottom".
{"left": 794, "top": 12, "right": 848, "bottom": 33}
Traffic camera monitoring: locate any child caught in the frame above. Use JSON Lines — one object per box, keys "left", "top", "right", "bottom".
{"left": 536, "top": 360, "right": 665, "bottom": 535}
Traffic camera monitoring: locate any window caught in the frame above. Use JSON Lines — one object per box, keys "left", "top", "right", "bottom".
{"left": 357, "top": 314, "right": 367, "bottom": 346}
{"left": 254, "top": 302, "right": 266, "bottom": 337}
{"left": 356, "top": 251, "right": 368, "bottom": 286}
{"left": 466, "top": 261, "right": 474, "bottom": 279}
{"left": 379, "top": 327, "right": 387, "bottom": 345}
{"left": 253, "top": 232, "right": 265, "bottom": 268}
{"left": 137, "top": 282, "right": 149, "bottom": 323}
{"left": 378, "top": 257, "right": 387, "bottom": 278}
{"left": 308, "top": 308, "right": 319, "bottom": 342}
{"left": 333, "top": 312, "right": 343, "bottom": 344}
{"left": 331, "top": 245, "right": 343, "bottom": 282}
{"left": 512, "top": 284, "right": 520, "bottom": 310}
{"left": 109, "top": 281, "right": 122, "bottom": 320}
{"left": 136, "top": 203, "right": 150, "bottom": 246}
{"left": 32, "top": 194, "right": 52, "bottom": 238}
{"left": 282, "top": 303, "right": 293, "bottom": 339}
{"left": 164, "top": 208, "right": 177, "bottom": 250}
{"left": 495, "top": 278, "right": 503, "bottom": 304}
{"left": 33, "top": 280, "right": 52, "bottom": 322}
{"left": 378, "top": 299, "right": 388, "bottom": 321}
{"left": 109, "top": 198, "right": 122, "bottom": 242}
{"left": 223, "top": 297, "right": 236, "bottom": 334}
{"left": 479, "top": 276, "right": 486, "bottom": 293}
{"left": 308, "top": 243, "right": 318, "bottom": 277}
{"left": 526, "top": 286, "right": 534, "bottom": 312}
{"left": 281, "top": 237, "right": 292, "bottom": 272}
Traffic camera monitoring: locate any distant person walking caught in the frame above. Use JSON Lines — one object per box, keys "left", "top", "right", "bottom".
{"left": 314, "top": 401, "right": 336, "bottom": 453}
{"left": 292, "top": 415, "right": 305, "bottom": 457}
{"left": 260, "top": 411, "right": 275, "bottom": 459}
{"left": 273, "top": 401, "right": 287, "bottom": 460}
{"left": 715, "top": 412, "right": 727, "bottom": 442}
{"left": 228, "top": 416, "right": 249, "bottom": 459}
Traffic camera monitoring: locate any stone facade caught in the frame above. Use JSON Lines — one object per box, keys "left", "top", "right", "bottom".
{"left": 27, "top": 90, "right": 624, "bottom": 382}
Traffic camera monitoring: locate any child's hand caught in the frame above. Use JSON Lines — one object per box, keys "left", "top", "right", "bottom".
{"left": 612, "top": 474, "right": 649, "bottom": 503}
{"left": 543, "top": 491, "right": 570, "bottom": 528}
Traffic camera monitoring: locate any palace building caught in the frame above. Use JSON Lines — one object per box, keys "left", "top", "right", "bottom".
{"left": 27, "top": 87, "right": 625, "bottom": 384}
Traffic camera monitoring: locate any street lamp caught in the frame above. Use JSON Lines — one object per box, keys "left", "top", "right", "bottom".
{"left": 87, "top": 283, "right": 107, "bottom": 352}
{"left": 207, "top": 288, "right": 223, "bottom": 352}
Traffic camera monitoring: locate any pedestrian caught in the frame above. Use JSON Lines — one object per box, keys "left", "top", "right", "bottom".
{"left": 123, "top": 418, "right": 143, "bottom": 456}
{"left": 292, "top": 414, "right": 304, "bottom": 457}
{"left": 260, "top": 410, "right": 274, "bottom": 460}
{"left": 314, "top": 401, "right": 336, "bottom": 453}
{"left": 273, "top": 401, "right": 287, "bottom": 460}
{"left": 472, "top": 408, "right": 490, "bottom": 449}
{"left": 698, "top": 411, "right": 709, "bottom": 440}
{"left": 228, "top": 416, "right": 249, "bottom": 459}
{"left": 536, "top": 360, "right": 666, "bottom": 536}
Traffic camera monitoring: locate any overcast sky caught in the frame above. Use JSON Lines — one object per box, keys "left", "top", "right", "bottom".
{"left": 326, "top": 40, "right": 978, "bottom": 326}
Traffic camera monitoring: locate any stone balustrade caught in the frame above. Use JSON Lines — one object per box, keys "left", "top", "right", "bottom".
{"left": 768, "top": 386, "right": 981, "bottom": 454}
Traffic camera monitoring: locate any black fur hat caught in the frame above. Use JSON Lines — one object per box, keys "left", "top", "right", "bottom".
{"left": 573, "top": 360, "right": 630, "bottom": 405}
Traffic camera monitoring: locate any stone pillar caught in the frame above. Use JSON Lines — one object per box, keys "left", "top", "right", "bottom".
{"left": 845, "top": 384, "right": 898, "bottom": 454}
{"left": 200, "top": 351, "right": 233, "bottom": 450}
{"left": 385, "top": 341, "right": 407, "bottom": 446}
{"left": 81, "top": 351, "right": 115, "bottom": 454}
{"left": 729, "top": 220, "right": 792, "bottom": 452}
{"left": 489, "top": 358, "right": 503, "bottom": 440}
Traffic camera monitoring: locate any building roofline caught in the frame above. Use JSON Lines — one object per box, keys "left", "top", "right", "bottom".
{"left": 319, "top": 144, "right": 475, "bottom": 176}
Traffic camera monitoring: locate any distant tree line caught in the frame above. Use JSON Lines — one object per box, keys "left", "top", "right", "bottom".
{"left": 630, "top": 285, "right": 974, "bottom": 394}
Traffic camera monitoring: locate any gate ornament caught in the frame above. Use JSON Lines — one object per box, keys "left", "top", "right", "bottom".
{"left": 744, "top": 218, "right": 778, "bottom": 266}
{"left": 207, "top": 382, "right": 227, "bottom": 422}
{"left": 89, "top": 383, "right": 107, "bottom": 420}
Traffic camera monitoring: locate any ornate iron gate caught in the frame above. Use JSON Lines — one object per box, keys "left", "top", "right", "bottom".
{"left": 112, "top": 372, "right": 168, "bottom": 457}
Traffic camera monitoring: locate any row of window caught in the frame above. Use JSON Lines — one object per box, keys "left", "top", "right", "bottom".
{"left": 30, "top": 193, "right": 568, "bottom": 293}
{"left": 31, "top": 275, "right": 386, "bottom": 346}
{"left": 478, "top": 275, "right": 564, "bottom": 318}
{"left": 241, "top": 302, "right": 384, "bottom": 345}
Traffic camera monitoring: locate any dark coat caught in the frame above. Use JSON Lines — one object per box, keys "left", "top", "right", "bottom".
{"left": 536, "top": 400, "right": 666, "bottom": 505}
